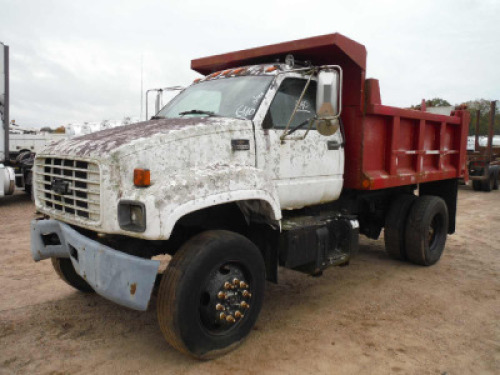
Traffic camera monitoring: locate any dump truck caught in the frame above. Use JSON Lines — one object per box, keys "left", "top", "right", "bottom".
{"left": 30, "top": 33, "right": 469, "bottom": 359}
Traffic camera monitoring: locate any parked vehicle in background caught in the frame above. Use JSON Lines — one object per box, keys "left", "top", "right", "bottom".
{"left": 0, "top": 42, "right": 16, "bottom": 197}
{"left": 467, "top": 101, "right": 499, "bottom": 192}
{"left": 30, "top": 33, "right": 470, "bottom": 358}
{"left": 9, "top": 130, "right": 67, "bottom": 157}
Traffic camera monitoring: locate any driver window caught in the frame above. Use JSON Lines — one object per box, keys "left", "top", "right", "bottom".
{"left": 268, "top": 78, "right": 317, "bottom": 129}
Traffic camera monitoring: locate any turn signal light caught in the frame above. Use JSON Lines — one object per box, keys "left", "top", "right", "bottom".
{"left": 134, "top": 169, "right": 150, "bottom": 187}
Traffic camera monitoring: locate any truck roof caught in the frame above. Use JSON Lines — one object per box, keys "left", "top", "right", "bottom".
{"left": 191, "top": 33, "right": 367, "bottom": 75}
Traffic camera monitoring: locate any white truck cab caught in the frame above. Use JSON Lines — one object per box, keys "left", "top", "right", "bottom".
{"left": 31, "top": 60, "right": 349, "bottom": 358}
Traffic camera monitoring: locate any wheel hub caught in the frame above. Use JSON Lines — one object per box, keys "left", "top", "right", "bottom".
{"left": 199, "top": 264, "right": 252, "bottom": 333}
{"left": 215, "top": 277, "right": 251, "bottom": 323}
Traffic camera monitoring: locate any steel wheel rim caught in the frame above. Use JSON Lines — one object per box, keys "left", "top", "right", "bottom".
{"left": 198, "top": 262, "right": 253, "bottom": 335}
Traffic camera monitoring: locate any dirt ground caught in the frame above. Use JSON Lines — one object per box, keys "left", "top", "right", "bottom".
{"left": 0, "top": 186, "right": 498, "bottom": 375}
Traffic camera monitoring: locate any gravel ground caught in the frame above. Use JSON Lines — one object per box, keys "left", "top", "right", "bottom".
{"left": 0, "top": 186, "right": 498, "bottom": 375}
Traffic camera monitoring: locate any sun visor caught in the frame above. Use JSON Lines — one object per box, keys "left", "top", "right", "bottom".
{"left": 191, "top": 33, "right": 367, "bottom": 75}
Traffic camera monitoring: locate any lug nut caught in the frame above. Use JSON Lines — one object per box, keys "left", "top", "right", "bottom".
{"left": 226, "top": 315, "right": 236, "bottom": 323}
{"left": 219, "top": 312, "right": 226, "bottom": 320}
{"left": 216, "top": 303, "right": 225, "bottom": 311}
{"left": 217, "top": 291, "right": 226, "bottom": 300}
{"left": 242, "top": 290, "right": 251, "bottom": 298}
{"left": 233, "top": 278, "right": 240, "bottom": 286}
{"left": 239, "top": 281, "right": 248, "bottom": 289}
{"left": 235, "top": 310, "right": 243, "bottom": 319}
{"left": 224, "top": 281, "right": 233, "bottom": 290}
{"left": 241, "top": 301, "right": 250, "bottom": 309}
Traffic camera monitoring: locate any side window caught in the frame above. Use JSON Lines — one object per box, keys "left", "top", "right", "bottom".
{"left": 268, "top": 78, "right": 317, "bottom": 129}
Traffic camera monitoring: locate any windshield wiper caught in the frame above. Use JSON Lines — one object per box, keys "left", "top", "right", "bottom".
{"left": 178, "top": 109, "right": 218, "bottom": 117}
{"left": 150, "top": 115, "right": 165, "bottom": 120}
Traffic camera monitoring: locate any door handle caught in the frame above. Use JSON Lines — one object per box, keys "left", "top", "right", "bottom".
{"left": 327, "top": 140, "right": 342, "bottom": 150}
{"left": 231, "top": 139, "right": 250, "bottom": 151}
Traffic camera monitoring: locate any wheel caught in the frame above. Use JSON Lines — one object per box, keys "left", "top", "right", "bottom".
{"left": 384, "top": 194, "right": 417, "bottom": 260}
{"left": 51, "top": 257, "right": 94, "bottom": 293}
{"left": 405, "top": 196, "right": 449, "bottom": 266}
{"left": 481, "top": 173, "right": 495, "bottom": 192}
{"left": 472, "top": 180, "right": 482, "bottom": 191}
{"left": 157, "top": 230, "right": 266, "bottom": 359}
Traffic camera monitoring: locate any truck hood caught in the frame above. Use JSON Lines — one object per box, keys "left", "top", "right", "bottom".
{"left": 42, "top": 117, "right": 245, "bottom": 158}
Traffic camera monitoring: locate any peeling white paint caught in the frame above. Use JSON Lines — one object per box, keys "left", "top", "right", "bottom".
{"left": 34, "top": 67, "right": 345, "bottom": 241}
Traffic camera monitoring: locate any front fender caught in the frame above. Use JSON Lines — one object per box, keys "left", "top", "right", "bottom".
{"left": 125, "top": 165, "right": 282, "bottom": 239}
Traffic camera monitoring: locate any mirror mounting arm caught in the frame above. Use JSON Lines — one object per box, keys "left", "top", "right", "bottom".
{"left": 280, "top": 68, "right": 318, "bottom": 141}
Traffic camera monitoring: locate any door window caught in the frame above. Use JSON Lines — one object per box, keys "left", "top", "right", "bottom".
{"left": 268, "top": 78, "right": 317, "bottom": 129}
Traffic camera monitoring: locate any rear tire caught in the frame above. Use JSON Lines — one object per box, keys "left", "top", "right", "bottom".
{"left": 51, "top": 258, "right": 94, "bottom": 293}
{"left": 472, "top": 180, "right": 482, "bottom": 191}
{"left": 157, "top": 230, "right": 266, "bottom": 359}
{"left": 384, "top": 194, "right": 417, "bottom": 260}
{"left": 405, "top": 196, "right": 448, "bottom": 266}
{"left": 481, "top": 173, "right": 494, "bottom": 192}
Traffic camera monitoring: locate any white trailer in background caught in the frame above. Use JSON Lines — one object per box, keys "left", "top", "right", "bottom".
{"left": 1, "top": 42, "right": 15, "bottom": 197}
{"left": 9, "top": 132, "right": 68, "bottom": 156}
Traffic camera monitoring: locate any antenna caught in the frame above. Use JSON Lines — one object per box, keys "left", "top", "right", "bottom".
{"left": 140, "top": 54, "right": 143, "bottom": 120}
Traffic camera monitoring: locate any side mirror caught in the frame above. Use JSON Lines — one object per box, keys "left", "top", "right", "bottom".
{"left": 315, "top": 67, "right": 342, "bottom": 136}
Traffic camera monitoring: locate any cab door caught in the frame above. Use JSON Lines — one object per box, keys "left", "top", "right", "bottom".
{"left": 255, "top": 77, "right": 344, "bottom": 210}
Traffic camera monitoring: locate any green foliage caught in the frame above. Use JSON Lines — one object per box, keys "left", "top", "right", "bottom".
{"left": 464, "top": 99, "right": 500, "bottom": 136}
{"left": 410, "top": 97, "right": 451, "bottom": 110}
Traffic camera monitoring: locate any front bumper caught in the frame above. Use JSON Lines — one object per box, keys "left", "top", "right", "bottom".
{"left": 30, "top": 219, "right": 160, "bottom": 311}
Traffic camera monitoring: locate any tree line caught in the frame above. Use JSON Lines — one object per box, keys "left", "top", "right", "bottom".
{"left": 412, "top": 98, "right": 499, "bottom": 136}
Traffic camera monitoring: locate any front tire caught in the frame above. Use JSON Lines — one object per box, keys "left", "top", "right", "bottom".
{"left": 405, "top": 196, "right": 449, "bottom": 266}
{"left": 157, "top": 230, "right": 266, "bottom": 359}
{"left": 51, "top": 257, "right": 94, "bottom": 293}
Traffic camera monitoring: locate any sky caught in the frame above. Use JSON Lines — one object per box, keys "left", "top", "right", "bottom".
{"left": 0, "top": 0, "right": 499, "bottom": 128}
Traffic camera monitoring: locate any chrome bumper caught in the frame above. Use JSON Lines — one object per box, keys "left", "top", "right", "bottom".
{"left": 30, "top": 219, "right": 160, "bottom": 311}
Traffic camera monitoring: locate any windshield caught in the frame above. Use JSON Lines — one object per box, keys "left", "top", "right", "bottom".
{"left": 156, "top": 76, "right": 273, "bottom": 120}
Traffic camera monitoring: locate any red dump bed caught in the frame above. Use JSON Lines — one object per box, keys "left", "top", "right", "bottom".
{"left": 192, "top": 33, "right": 470, "bottom": 191}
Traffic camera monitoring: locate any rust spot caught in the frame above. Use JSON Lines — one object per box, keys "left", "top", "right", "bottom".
{"left": 130, "top": 283, "right": 137, "bottom": 295}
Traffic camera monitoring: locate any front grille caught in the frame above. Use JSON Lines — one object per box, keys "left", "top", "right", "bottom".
{"left": 35, "top": 157, "right": 101, "bottom": 223}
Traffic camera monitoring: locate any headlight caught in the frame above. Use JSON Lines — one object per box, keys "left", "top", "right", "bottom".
{"left": 118, "top": 200, "right": 146, "bottom": 232}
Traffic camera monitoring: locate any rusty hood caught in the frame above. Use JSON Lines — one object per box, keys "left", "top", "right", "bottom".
{"left": 41, "top": 117, "right": 244, "bottom": 158}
